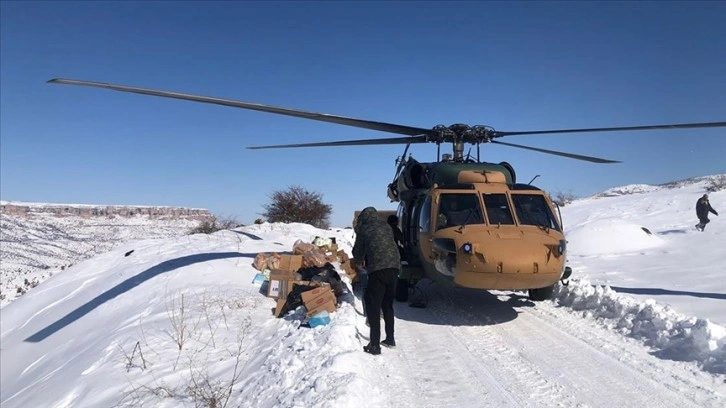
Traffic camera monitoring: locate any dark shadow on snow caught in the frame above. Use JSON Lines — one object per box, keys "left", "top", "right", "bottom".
{"left": 657, "top": 229, "right": 688, "bottom": 235}
{"left": 610, "top": 286, "right": 726, "bottom": 300}
{"left": 231, "top": 230, "right": 263, "bottom": 240}
{"left": 352, "top": 277, "right": 522, "bottom": 327}
{"left": 25, "top": 252, "right": 252, "bottom": 343}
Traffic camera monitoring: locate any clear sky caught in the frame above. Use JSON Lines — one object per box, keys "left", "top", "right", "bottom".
{"left": 1, "top": 1, "right": 725, "bottom": 227}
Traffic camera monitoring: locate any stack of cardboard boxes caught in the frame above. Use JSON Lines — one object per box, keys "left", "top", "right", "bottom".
{"left": 252, "top": 237, "right": 362, "bottom": 319}
{"left": 258, "top": 255, "right": 339, "bottom": 319}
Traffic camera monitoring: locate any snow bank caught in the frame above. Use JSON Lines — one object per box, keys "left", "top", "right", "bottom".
{"left": 555, "top": 279, "right": 726, "bottom": 373}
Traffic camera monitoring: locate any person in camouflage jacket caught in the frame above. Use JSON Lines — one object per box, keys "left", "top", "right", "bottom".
{"left": 353, "top": 206, "right": 401, "bottom": 355}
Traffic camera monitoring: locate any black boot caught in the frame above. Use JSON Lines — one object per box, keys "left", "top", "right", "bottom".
{"left": 381, "top": 338, "right": 396, "bottom": 348}
{"left": 363, "top": 344, "right": 381, "bottom": 355}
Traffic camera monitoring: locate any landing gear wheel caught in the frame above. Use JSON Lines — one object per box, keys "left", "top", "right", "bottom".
{"left": 528, "top": 284, "right": 555, "bottom": 301}
{"left": 395, "top": 278, "right": 409, "bottom": 302}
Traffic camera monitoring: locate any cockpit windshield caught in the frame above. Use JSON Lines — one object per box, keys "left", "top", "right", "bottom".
{"left": 511, "top": 194, "right": 561, "bottom": 231}
{"left": 436, "top": 193, "right": 484, "bottom": 230}
{"left": 482, "top": 193, "right": 515, "bottom": 225}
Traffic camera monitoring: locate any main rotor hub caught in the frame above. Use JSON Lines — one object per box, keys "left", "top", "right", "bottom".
{"left": 432, "top": 124, "right": 495, "bottom": 161}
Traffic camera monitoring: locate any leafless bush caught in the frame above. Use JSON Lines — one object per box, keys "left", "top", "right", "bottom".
{"left": 186, "top": 319, "right": 250, "bottom": 408}
{"left": 119, "top": 341, "right": 148, "bottom": 372}
{"left": 706, "top": 175, "right": 726, "bottom": 192}
{"left": 116, "top": 294, "right": 251, "bottom": 408}
{"left": 551, "top": 190, "right": 577, "bottom": 207}
{"left": 166, "top": 292, "right": 202, "bottom": 370}
{"left": 189, "top": 216, "right": 239, "bottom": 235}
{"left": 262, "top": 185, "right": 332, "bottom": 229}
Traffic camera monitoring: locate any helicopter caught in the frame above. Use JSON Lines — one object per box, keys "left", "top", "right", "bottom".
{"left": 47, "top": 78, "right": 726, "bottom": 301}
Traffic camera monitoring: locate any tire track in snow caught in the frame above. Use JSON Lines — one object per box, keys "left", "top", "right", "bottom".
{"left": 420, "top": 284, "right": 725, "bottom": 408}
{"left": 364, "top": 303, "right": 521, "bottom": 408}
{"left": 353, "top": 286, "right": 521, "bottom": 407}
{"left": 423, "top": 293, "right": 575, "bottom": 407}
{"left": 525, "top": 300, "right": 726, "bottom": 408}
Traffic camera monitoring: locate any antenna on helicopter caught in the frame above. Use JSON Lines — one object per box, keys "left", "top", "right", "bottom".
{"left": 394, "top": 144, "right": 411, "bottom": 176}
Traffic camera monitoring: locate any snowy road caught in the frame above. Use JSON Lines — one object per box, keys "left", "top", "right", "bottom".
{"left": 353, "top": 281, "right": 726, "bottom": 408}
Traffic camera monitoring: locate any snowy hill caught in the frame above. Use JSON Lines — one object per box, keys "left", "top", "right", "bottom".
{"left": 0, "top": 203, "right": 207, "bottom": 306}
{"left": 1, "top": 176, "right": 725, "bottom": 407}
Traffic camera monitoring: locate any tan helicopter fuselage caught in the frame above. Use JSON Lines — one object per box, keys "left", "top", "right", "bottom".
{"left": 410, "top": 170, "right": 567, "bottom": 291}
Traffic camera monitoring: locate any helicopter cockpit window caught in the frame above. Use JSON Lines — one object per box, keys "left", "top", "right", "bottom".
{"left": 482, "top": 193, "right": 515, "bottom": 225}
{"left": 436, "top": 193, "right": 484, "bottom": 230}
{"left": 511, "top": 194, "right": 561, "bottom": 231}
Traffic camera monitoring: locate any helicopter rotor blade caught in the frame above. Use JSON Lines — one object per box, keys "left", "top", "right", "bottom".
{"left": 246, "top": 135, "right": 430, "bottom": 150}
{"left": 490, "top": 140, "right": 620, "bottom": 163}
{"left": 47, "top": 78, "right": 433, "bottom": 137}
{"left": 492, "top": 121, "right": 726, "bottom": 137}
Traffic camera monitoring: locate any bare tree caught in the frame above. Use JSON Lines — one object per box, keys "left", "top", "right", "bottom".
{"left": 262, "top": 186, "right": 332, "bottom": 229}
{"left": 189, "top": 216, "right": 240, "bottom": 235}
{"left": 706, "top": 174, "right": 726, "bottom": 192}
{"left": 551, "top": 190, "right": 577, "bottom": 207}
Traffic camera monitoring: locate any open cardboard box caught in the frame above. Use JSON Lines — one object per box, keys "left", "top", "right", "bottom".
{"left": 304, "top": 290, "right": 337, "bottom": 317}
{"left": 300, "top": 283, "right": 333, "bottom": 304}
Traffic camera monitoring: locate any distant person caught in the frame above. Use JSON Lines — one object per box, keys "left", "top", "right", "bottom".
{"left": 695, "top": 194, "right": 718, "bottom": 231}
{"left": 353, "top": 206, "right": 401, "bottom": 355}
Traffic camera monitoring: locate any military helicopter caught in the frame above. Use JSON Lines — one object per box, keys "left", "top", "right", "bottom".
{"left": 47, "top": 78, "right": 726, "bottom": 301}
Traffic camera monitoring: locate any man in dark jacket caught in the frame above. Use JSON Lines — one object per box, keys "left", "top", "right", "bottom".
{"left": 353, "top": 207, "right": 401, "bottom": 355}
{"left": 695, "top": 194, "right": 718, "bottom": 231}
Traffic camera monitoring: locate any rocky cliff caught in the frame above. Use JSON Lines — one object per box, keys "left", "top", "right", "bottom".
{"left": 0, "top": 201, "right": 212, "bottom": 220}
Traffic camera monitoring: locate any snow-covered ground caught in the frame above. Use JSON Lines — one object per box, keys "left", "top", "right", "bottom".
{"left": 1, "top": 175, "right": 725, "bottom": 407}
{"left": 0, "top": 211, "right": 201, "bottom": 306}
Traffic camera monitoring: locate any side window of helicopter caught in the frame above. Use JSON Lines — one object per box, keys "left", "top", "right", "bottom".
{"left": 437, "top": 193, "right": 484, "bottom": 229}
{"left": 418, "top": 196, "right": 432, "bottom": 234}
{"left": 511, "top": 194, "right": 561, "bottom": 231}
{"left": 397, "top": 204, "right": 408, "bottom": 243}
{"left": 482, "top": 193, "right": 515, "bottom": 225}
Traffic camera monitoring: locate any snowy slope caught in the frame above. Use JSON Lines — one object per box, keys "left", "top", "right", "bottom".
{"left": 1, "top": 176, "right": 725, "bottom": 407}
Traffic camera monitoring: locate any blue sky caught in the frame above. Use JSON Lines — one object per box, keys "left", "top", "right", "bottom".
{"left": 2, "top": 1, "right": 725, "bottom": 227}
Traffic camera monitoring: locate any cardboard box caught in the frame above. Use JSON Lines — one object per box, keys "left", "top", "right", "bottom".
{"left": 300, "top": 284, "right": 333, "bottom": 304}
{"left": 274, "top": 298, "right": 287, "bottom": 317}
{"left": 305, "top": 298, "right": 337, "bottom": 317}
{"left": 277, "top": 254, "right": 303, "bottom": 273}
{"left": 267, "top": 279, "right": 282, "bottom": 298}
{"left": 267, "top": 277, "right": 306, "bottom": 299}
{"left": 303, "top": 289, "right": 336, "bottom": 309}
{"left": 269, "top": 270, "right": 299, "bottom": 281}
{"left": 340, "top": 260, "right": 358, "bottom": 282}
{"left": 337, "top": 250, "right": 350, "bottom": 264}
